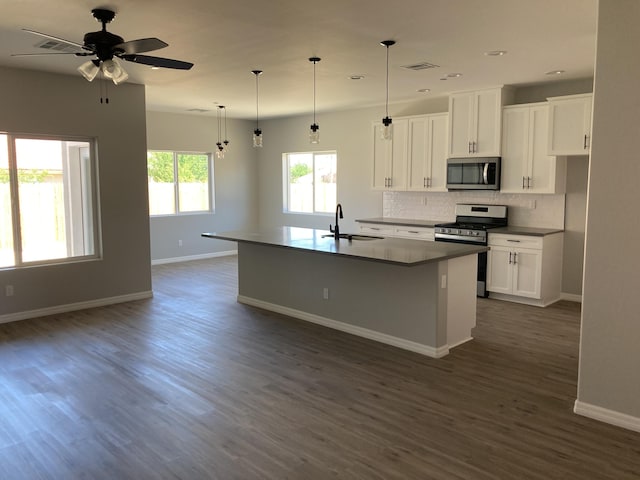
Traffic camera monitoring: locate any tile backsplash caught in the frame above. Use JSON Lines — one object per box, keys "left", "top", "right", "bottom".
{"left": 383, "top": 191, "right": 565, "bottom": 229}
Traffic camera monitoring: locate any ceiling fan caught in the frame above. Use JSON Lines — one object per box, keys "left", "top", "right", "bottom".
{"left": 13, "top": 8, "right": 194, "bottom": 85}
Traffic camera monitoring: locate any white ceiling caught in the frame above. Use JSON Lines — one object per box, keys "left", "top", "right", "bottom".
{"left": 0, "top": 0, "right": 598, "bottom": 119}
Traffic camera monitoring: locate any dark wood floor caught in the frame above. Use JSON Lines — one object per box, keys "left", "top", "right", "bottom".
{"left": 1, "top": 256, "right": 639, "bottom": 479}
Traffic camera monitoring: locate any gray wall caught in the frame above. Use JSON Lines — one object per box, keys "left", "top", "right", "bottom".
{"left": 257, "top": 104, "right": 398, "bottom": 233}
{"left": 578, "top": 0, "right": 640, "bottom": 419}
{"left": 0, "top": 66, "right": 151, "bottom": 317}
{"left": 562, "top": 157, "right": 588, "bottom": 296}
{"left": 146, "top": 111, "right": 258, "bottom": 260}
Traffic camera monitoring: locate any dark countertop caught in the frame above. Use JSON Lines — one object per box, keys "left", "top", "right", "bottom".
{"left": 355, "top": 217, "right": 441, "bottom": 228}
{"left": 202, "top": 226, "right": 487, "bottom": 267}
{"left": 357, "top": 217, "right": 563, "bottom": 237}
{"left": 491, "top": 226, "right": 564, "bottom": 236}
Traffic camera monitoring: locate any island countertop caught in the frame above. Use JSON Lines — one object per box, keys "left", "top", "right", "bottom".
{"left": 202, "top": 226, "right": 487, "bottom": 266}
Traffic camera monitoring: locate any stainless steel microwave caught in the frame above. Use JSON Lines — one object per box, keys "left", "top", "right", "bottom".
{"left": 446, "top": 157, "right": 501, "bottom": 190}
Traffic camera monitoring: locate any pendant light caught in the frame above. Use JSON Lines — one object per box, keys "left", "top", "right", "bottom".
{"left": 380, "top": 40, "right": 396, "bottom": 140}
{"left": 223, "top": 106, "right": 230, "bottom": 152}
{"left": 216, "top": 105, "right": 225, "bottom": 159}
{"left": 252, "top": 70, "right": 263, "bottom": 148}
{"left": 309, "top": 57, "right": 321, "bottom": 144}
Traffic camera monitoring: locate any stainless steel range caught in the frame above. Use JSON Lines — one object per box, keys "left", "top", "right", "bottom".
{"left": 435, "top": 204, "right": 508, "bottom": 297}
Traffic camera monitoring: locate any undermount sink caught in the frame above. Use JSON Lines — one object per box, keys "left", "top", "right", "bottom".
{"left": 322, "top": 233, "right": 383, "bottom": 241}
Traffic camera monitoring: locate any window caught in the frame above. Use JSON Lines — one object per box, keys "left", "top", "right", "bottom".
{"left": 283, "top": 151, "right": 337, "bottom": 214}
{"left": 147, "top": 151, "right": 213, "bottom": 216}
{"left": 0, "top": 133, "right": 99, "bottom": 268}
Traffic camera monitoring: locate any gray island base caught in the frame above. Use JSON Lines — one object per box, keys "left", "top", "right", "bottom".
{"left": 202, "top": 227, "right": 488, "bottom": 358}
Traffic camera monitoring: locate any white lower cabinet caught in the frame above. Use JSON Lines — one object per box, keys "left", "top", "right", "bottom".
{"left": 358, "top": 223, "right": 434, "bottom": 241}
{"left": 487, "top": 233, "right": 563, "bottom": 306}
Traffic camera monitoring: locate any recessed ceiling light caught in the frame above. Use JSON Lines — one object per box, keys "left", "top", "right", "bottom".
{"left": 151, "top": 66, "right": 160, "bottom": 70}
{"left": 417, "top": 88, "right": 431, "bottom": 93}
{"left": 485, "top": 50, "right": 507, "bottom": 56}
{"left": 545, "top": 70, "right": 565, "bottom": 75}
{"left": 349, "top": 74, "right": 365, "bottom": 80}
{"left": 447, "top": 73, "right": 462, "bottom": 78}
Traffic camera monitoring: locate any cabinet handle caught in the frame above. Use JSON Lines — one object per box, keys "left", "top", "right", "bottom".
{"left": 408, "top": 230, "right": 420, "bottom": 234}
{"left": 388, "top": 178, "right": 392, "bottom": 188}
{"left": 473, "top": 141, "right": 478, "bottom": 153}
{"left": 370, "top": 227, "right": 381, "bottom": 231}
{"left": 513, "top": 252, "right": 517, "bottom": 264}
{"left": 522, "top": 176, "right": 526, "bottom": 189}
{"left": 427, "top": 177, "right": 431, "bottom": 188}
{"left": 507, "top": 239, "right": 521, "bottom": 243}
{"left": 508, "top": 252, "right": 512, "bottom": 264}
{"left": 527, "top": 176, "right": 531, "bottom": 188}
{"left": 423, "top": 177, "right": 427, "bottom": 188}
{"left": 583, "top": 134, "right": 588, "bottom": 149}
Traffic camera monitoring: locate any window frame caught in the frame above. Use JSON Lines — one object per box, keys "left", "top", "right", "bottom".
{"left": 147, "top": 150, "right": 214, "bottom": 217}
{"left": 282, "top": 150, "right": 337, "bottom": 215}
{"left": 0, "top": 132, "right": 101, "bottom": 270}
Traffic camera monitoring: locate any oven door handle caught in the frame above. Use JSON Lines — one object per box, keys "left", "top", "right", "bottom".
{"left": 483, "top": 162, "right": 489, "bottom": 185}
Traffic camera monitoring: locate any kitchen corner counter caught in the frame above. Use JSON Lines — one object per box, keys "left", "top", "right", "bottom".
{"left": 202, "top": 226, "right": 487, "bottom": 267}
{"left": 491, "top": 226, "right": 564, "bottom": 236}
{"left": 355, "top": 217, "right": 441, "bottom": 228}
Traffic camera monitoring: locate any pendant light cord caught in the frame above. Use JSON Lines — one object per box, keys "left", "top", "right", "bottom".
{"left": 385, "top": 44, "right": 390, "bottom": 118}
{"left": 255, "top": 74, "right": 260, "bottom": 129}
{"left": 313, "top": 60, "right": 317, "bottom": 125}
{"left": 224, "top": 106, "right": 228, "bottom": 140}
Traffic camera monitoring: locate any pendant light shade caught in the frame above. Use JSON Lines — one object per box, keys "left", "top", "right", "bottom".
{"left": 252, "top": 70, "right": 263, "bottom": 148}
{"left": 78, "top": 59, "right": 101, "bottom": 82}
{"left": 309, "top": 57, "right": 321, "bottom": 144}
{"left": 380, "top": 40, "right": 396, "bottom": 140}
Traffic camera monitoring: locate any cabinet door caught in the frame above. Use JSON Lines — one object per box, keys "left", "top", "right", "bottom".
{"left": 389, "top": 119, "right": 408, "bottom": 190}
{"left": 528, "top": 105, "right": 557, "bottom": 193}
{"left": 474, "top": 88, "right": 502, "bottom": 156}
{"left": 512, "top": 248, "right": 542, "bottom": 298}
{"left": 548, "top": 95, "right": 592, "bottom": 155}
{"left": 487, "top": 246, "right": 513, "bottom": 294}
{"left": 448, "top": 92, "right": 474, "bottom": 157}
{"left": 427, "top": 114, "right": 448, "bottom": 191}
{"left": 407, "top": 116, "right": 429, "bottom": 190}
{"left": 501, "top": 106, "right": 529, "bottom": 192}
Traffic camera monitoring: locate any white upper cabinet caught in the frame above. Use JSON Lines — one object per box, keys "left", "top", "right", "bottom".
{"left": 407, "top": 113, "right": 448, "bottom": 191}
{"left": 448, "top": 87, "right": 512, "bottom": 158}
{"left": 372, "top": 119, "right": 409, "bottom": 190}
{"left": 547, "top": 93, "right": 593, "bottom": 155}
{"left": 501, "top": 103, "right": 566, "bottom": 194}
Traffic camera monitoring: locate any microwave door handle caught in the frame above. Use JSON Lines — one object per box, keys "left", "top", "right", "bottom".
{"left": 483, "top": 162, "right": 489, "bottom": 184}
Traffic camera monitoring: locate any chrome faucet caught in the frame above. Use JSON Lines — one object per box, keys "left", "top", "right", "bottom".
{"left": 329, "top": 203, "right": 343, "bottom": 240}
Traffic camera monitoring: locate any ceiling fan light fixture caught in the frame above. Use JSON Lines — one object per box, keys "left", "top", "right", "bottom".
{"left": 102, "top": 58, "right": 129, "bottom": 85}
{"left": 78, "top": 59, "right": 100, "bottom": 82}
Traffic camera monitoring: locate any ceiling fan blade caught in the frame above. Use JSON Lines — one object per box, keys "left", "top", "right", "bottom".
{"left": 11, "top": 52, "right": 93, "bottom": 57}
{"left": 121, "top": 54, "right": 193, "bottom": 70}
{"left": 115, "top": 38, "right": 168, "bottom": 54}
{"left": 21, "top": 29, "right": 88, "bottom": 51}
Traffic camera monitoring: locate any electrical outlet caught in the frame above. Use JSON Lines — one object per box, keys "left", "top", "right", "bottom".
{"left": 529, "top": 200, "right": 537, "bottom": 209}
{"left": 323, "top": 287, "right": 329, "bottom": 300}
{"left": 178, "top": 240, "right": 183, "bottom": 247}
{"left": 422, "top": 196, "right": 427, "bottom": 206}
{"left": 5, "top": 285, "right": 14, "bottom": 297}
{"left": 441, "top": 275, "right": 447, "bottom": 289}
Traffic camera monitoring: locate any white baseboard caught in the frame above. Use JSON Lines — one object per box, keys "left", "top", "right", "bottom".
{"left": 151, "top": 250, "right": 237, "bottom": 265}
{"left": 238, "top": 295, "right": 450, "bottom": 358}
{"left": 0, "top": 291, "right": 153, "bottom": 325}
{"left": 560, "top": 292, "right": 583, "bottom": 303}
{"left": 574, "top": 400, "right": 640, "bottom": 433}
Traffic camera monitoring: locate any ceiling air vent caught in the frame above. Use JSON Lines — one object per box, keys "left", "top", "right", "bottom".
{"left": 36, "top": 39, "right": 83, "bottom": 54}
{"left": 401, "top": 62, "right": 440, "bottom": 71}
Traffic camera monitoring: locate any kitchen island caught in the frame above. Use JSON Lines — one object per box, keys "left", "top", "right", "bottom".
{"left": 202, "top": 227, "right": 487, "bottom": 358}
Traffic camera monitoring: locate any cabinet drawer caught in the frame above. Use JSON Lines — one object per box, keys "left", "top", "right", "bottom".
{"left": 359, "top": 224, "right": 394, "bottom": 236}
{"left": 393, "top": 226, "right": 434, "bottom": 241}
{"left": 488, "top": 234, "right": 543, "bottom": 249}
